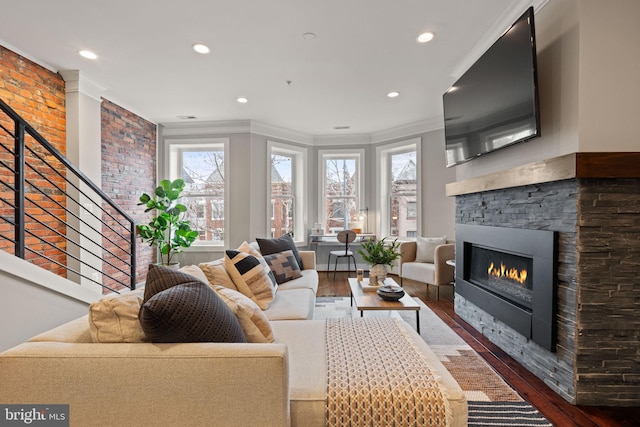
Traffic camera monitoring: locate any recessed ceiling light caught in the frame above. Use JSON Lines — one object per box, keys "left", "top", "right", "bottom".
{"left": 78, "top": 50, "right": 98, "bottom": 60}
{"left": 387, "top": 91, "right": 400, "bottom": 98}
{"left": 192, "top": 43, "right": 210, "bottom": 54}
{"left": 416, "top": 32, "right": 435, "bottom": 43}
{"left": 177, "top": 115, "right": 197, "bottom": 120}
{"left": 237, "top": 97, "right": 248, "bottom": 104}
{"left": 334, "top": 126, "right": 350, "bottom": 130}
{"left": 302, "top": 32, "right": 317, "bottom": 40}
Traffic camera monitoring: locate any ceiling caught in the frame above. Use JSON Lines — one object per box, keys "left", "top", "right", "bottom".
{"left": 0, "top": 0, "right": 539, "bottom": 138}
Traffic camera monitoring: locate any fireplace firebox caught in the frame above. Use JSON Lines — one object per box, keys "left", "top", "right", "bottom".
{"left": 455, "top": 224, "right": 557, "bottom": 351}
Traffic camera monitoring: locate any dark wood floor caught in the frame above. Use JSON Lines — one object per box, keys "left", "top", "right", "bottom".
{"left": 318, "top": 271, "right": 640, "bottom": 427}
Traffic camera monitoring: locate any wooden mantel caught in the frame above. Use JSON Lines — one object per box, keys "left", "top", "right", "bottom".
{"left": 446, "top": 152, "right": 640, "bottom": 197}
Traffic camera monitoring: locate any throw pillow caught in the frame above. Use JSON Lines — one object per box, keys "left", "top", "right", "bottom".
{"left": 139, "top": 264, "right": 246, "bottom": 343}
{"left": 415, "top": 236, "right": 447, "bottom": 263}
{"left": 225, "top": 250, "right": 277, "bottom": 310}
{"left": 199, "top": 258, "right": 237, "bottom": 291}
{"left": 263, "top": 249, "right": 302, "bottom": 285}
{"left": 178, "top": 264, "right": 210, "bottom": 285}
{"left": 236, "top": 240, "right": 262, "bottom": 257}
{"left": 88, "top": 289, "right": 147, "bottom": 343}
{"left": 256, "top": 233, "right": 304, "bottom": 270}
{"left": 213, "top": 285, "right": 275, "bottom": 343}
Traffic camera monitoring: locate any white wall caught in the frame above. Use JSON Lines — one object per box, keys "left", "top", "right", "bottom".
{"left": 0, "top": 251, "right": 97, "bottom": 352}
{"left": 578, "top": 0, "right": 640, "bottom": 151}
{"left": 453, "top": 0, "right": 640, "bottom": 182}
{"left": 454, "top": 0, "right": 581, "bottom": 181}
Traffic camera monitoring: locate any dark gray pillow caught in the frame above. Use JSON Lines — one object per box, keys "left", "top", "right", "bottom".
{"left": 256, "top": 233, "right": 304, "bottom": 270}
{"left": 263, "top": 250, "right": 302, "bottom": 285}
{"left": 139, "top": 264, "right": 246, "bottom": 343}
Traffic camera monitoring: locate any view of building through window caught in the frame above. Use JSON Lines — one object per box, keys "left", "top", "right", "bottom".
{"left": 178, "top": 148, "right": 225, "bottom": 242}
{"left": 324, "top": 157, "right": 358, "bottom": 234}
{"left": 389, "top": 150, "right": 417, "bottom": 237}
{"left": 271, "top": 153, "right": 294, "bottom": 238}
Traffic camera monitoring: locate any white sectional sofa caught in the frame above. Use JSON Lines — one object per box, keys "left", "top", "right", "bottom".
{"left": 0, "top": 246, "right": 468, "bottom": 426}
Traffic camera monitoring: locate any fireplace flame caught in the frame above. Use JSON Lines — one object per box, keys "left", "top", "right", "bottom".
{"left": 487, "top": 261, "right": 527, "bottom": 284}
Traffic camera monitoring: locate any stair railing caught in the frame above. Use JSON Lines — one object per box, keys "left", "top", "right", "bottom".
{"left": 0, "top": 98, "right": 136, "bottom": 293}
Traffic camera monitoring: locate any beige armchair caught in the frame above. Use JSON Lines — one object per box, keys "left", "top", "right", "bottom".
{"left": 397, "top": 239, "right": 455, "bottom": 301}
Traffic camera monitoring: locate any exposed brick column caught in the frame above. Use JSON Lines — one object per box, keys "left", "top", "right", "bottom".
{"left": 0, "top": 45, "right": 67, "bottom": 277}
{"left": 101, "top": 99, "right": 156, "bottom": 287}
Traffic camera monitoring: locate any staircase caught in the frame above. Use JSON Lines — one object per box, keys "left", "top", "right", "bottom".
{"left": 0, "top": 98, "right": 137, "bottom": 351}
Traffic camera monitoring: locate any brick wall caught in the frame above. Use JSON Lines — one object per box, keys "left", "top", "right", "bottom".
{"left": 0, "top": 46, "right": 67, "bottom": 277}
{"left": 101, "top": 99, "right": 156, "bottom": 288}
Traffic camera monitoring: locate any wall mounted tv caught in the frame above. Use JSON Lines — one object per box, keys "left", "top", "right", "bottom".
{"left": 443, "top": 7, "right": 540, "bottom": 167}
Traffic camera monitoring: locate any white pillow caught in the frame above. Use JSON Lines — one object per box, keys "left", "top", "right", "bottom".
{"left": 414, "top": 236, "right": 447, "bottom": 263}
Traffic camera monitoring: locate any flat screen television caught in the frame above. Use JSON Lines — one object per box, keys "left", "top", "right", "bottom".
{"left": 443, "top": 7, "right": 540, "bottom": 167}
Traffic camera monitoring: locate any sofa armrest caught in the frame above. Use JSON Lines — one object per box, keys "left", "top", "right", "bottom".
{"left": 0, "top": 342, "right": 290, "bottom": 427}
{"left": 397, "top": 241, "right": 417, "bottom": 277}
{"left": 299, "top": 250, "right": 316, "bottom": 270}
{"left": 434, "top": 243, "right": 455, "bottom": 286}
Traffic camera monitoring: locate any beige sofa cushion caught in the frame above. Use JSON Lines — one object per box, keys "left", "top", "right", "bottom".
{"left": 415, "top": 236, "right": 447, "bottom": 263}
{"left": 213, "top": 285, "right": 275, "bottom": 343}
{"left": 265, "top": 288, "right": 316, "bottom": 321}
{"left": 88, "top": 289, "right": 147, "bottom": 343}
{"left": 198, "top": 258, "right": 237, "bottom": 291}
{"left": 276, "top": 269, "right": 319, "bottom": 294}
{"left": 178, "top": 264, "right": 210, "bottom": 284}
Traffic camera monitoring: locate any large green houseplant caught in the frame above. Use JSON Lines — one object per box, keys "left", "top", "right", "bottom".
{"left": 357, "top": 237, "right": 401, "bottom": 281}
{"left": 137, "top": 179, "right": 199, "bottom": 266}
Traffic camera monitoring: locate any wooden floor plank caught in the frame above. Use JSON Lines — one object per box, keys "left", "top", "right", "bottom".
{"left": 317, "top": 272, "right": 640, "bottom": 427}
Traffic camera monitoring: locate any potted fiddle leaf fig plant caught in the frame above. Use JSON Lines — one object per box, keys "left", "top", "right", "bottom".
{"left": 357, "top": 237, "right": 401, "bottom": 281}
{"left": 137, "top": 179, "right": 199, "bottom": 267}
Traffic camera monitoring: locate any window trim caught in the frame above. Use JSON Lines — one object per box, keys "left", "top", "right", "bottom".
{"left": 318, "top": 148, "right": 365, "bottom": 233}
{"left": 267, "top": 141, "right": 308, "bottom": 245}
{"left": 163, "top": 137, "right": 229, "bottom": 248}
{"left": 376, "top": 138, "right": 421, "bottom": 238}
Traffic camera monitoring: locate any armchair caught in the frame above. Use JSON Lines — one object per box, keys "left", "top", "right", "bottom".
{"left": 397, "top": 239, "right": 455, "bottom": 301}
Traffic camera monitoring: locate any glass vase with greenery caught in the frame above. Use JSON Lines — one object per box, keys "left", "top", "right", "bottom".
{"left": 137, "top": 179, "right": 199, "bottom": 266}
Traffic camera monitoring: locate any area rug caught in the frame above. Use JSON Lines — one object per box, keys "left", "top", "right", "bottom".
{"left": 315, "top": 297, "right": 553, "bottom": 427}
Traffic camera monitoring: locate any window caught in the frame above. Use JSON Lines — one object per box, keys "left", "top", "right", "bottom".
{"left": 378, "top": 139, "right": 420, "bottom": 237}
{"left": 319, "top": 150, "right": 364, "bottom": 233}
{"left": 268, "top": 142, "right": 307, "bottom": 241}
{"left": 167, "top": 139, "right": 228, "bottom": 245}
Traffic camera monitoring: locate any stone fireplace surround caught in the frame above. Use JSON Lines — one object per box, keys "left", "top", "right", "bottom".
{"left": 446, "top": 153, "right": 640, "bottom": 406}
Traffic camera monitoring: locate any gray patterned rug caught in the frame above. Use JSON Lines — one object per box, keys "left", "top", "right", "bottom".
{"left": 315, "top": 297, "right": 553, "bottom": 427}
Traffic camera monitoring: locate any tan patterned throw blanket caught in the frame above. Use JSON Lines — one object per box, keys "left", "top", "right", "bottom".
{"left": 325, "top": 318, "right": 451, "bottom": 427}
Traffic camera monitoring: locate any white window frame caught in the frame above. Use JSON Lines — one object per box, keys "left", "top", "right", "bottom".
{"left": 376, "top": 138, "right": 421, "bottom": 238}
{"left": 164, "top": 137, "right": 229, "bottom": 248}
{"left": 318, "top": 149, "right": 365, "bottom": 233}
{"left": 267, "top": 141, "right": 307, "bottom": 244}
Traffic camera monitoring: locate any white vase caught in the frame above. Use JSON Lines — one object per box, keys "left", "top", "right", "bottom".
{"left": 369, "top": 264, "right": 388, "bottom": 282}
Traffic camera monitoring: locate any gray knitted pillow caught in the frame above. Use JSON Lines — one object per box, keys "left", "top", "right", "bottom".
{"left": 139, "top": 264, "right": 246, "bottom": 343}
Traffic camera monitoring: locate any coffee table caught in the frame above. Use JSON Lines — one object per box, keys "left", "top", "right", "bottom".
{"left": 348, "top": 277, "right": 421, "bottom": 334}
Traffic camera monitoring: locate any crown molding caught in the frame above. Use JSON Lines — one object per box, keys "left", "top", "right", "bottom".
{"left": 161, "top": 120, "right": 252, "bottom": 137}
{"left": 249, "top": 121, "right": 314, "bottom": 145}
{"left": 370, "top": 116, "right": 444, "bottom": 143}
{"left": 0, "top": 39, "right": 58, "bottom": 73}
{"left": 59, "top": 70, "right": 105, "bottom": 102}
{"left": 312, "top": 133, "right": 372, "bottom": 146}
